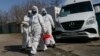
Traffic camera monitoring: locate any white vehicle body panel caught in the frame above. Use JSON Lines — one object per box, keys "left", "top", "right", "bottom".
{"left": 55, "top": 0, "right": 99, "bottom": 39}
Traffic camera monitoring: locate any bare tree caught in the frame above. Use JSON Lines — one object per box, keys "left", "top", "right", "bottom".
{"left": 0, "top": 0, "right": 49, "bottom": 24}
{"left": 0, "top": 10, "right": 9, "bottom": 24}
{"left": 9, "top": 5, "right": 24, "bottom": 23}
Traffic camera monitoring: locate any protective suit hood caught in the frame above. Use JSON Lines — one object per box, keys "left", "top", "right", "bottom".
{"left": 32, "top": 6, "right": 38, "bottom": 15}
{"left": 41, "top": 8, "right": 47, "bottom": 16}
{"left": 27, "top": 10, "right": 32, "bottom": 17}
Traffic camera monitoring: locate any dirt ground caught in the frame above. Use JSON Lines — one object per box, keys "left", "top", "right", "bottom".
{"left": 0, "top": 34, "right": 100, "bottom": 56}
{"left": 0, "top": 34, "right": 77, "bottom": 56}
{"left": 56, "top": 38, "right": 100, "bottom": 56}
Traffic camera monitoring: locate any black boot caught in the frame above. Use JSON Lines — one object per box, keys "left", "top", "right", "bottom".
{"left": 20, "top": 48, "right": 26, "bottom": 51}
{"left": 28, "top": 50, "right": 35, "bottom": 56}
{"left": 28, "top": 53, "right": 35, "bottom": 56}
{"left": 52, "top": 44, "right": 56, "bottom": 48}
{"left": 47, "top": 44, "right": 56, "bottom": 48}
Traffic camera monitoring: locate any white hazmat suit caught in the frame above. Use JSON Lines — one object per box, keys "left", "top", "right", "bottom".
{"left": 21, "top": 10, "right": 33, "bottom": 48}
{"left": 41, "top": 8, "right": 55, "bottom": 46}
{"left": 30, "top": 6, "right": 47, "bottom": 54}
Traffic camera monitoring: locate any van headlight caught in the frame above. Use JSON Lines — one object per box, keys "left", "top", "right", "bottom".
{"left": 86, "top": 16, "right": 96, "bottom": 25}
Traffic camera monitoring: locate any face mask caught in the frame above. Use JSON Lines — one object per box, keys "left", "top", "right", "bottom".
{"left": 32, "top": 10, "right": 37, "bottom": 15}
{"left": 28, "top": 13, "right": 32, "bottom": 17}
{"left": 42, "top": 12, "right": 46, "bottom": 16}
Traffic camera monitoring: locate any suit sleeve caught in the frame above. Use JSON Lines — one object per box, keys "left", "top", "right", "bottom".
{"left": 28, "top": 26, "right": 31, "bottom": 33}
{"left": 20, "top": 23, "right": 23, "bottom": 33}
{"left": 48, "top": 15, "right": 55, "bottom": 28}
{"left": 20, "top": 16, "right": 26, "bottom": 33}
{"left": 38, "top": 14, "right": 47, "bottom": 33}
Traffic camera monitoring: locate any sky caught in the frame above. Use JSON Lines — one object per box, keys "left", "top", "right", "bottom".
{"left": 0, "top": 0, "right": 100, "bottom": 12}
{"left": 0, "top": 0, "right": 26, "bottom": 12}
{"left": 92, "top": 0, "right": 100, "bottom": 4}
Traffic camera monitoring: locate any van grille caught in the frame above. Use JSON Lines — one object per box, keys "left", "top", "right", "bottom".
{"left": 61, "top": 21, "right": 84, "bottom": 30}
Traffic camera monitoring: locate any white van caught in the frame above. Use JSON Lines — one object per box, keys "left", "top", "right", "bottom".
{"left": 55, "top": 0, "right": 99, "bottom": 39}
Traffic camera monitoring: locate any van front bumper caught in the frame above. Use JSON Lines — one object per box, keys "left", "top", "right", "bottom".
{"left": 55, "top": 32, "right": 88, "bottom": 39}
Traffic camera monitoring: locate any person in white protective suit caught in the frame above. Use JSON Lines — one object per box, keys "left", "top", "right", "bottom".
{"left": 21, "top": 10, "right": 33, "bottom": 50}
{"left": 41, "top": 8, "right": 56, "bottom": 47}
{"left": 30, "top": 6, "right": 47, "bottom": 55}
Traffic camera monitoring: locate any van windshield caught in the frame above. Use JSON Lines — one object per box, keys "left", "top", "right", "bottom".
{"left": 59, "top": 1, "right": 93, "bottom": 17}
